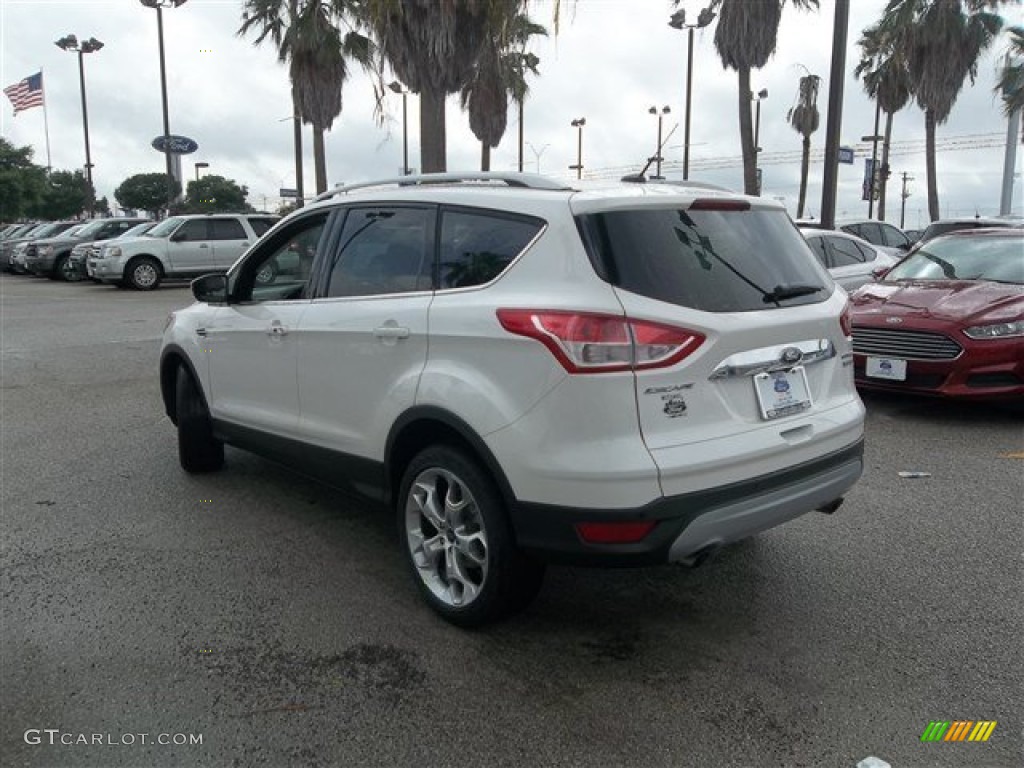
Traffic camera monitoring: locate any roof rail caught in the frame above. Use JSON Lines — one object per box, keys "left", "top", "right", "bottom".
{"left": 312, "top": 172, "right": 572, "bottom": 203}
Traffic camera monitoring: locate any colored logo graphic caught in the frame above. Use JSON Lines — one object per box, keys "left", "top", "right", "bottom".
{"left": 920, "top": 721, "right": 997, "bottom": 742}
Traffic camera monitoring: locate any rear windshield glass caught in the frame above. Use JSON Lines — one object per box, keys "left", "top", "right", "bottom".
{"left": 577, "top": 207, "right": 830, "bottom": 312}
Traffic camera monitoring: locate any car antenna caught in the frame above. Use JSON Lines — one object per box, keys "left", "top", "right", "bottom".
{"left": 622, "top": 124, "right": 679, "bottom": 183}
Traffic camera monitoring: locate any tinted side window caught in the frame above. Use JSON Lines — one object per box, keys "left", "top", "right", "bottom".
{"left": 210, "top": 219, "right": 247, "bottom": 240}
{"left": 579, "top": 208, "right": 830, "bottom": 312}
{"left": 248, "top": 218, "right": 277, "bottom": 237}
{"left": 806, "top": 236, "right": 829, "bottom": 268}
{"left": 176, "top": 220, "right": 208, "bottom": 241}
{"left": 439, "top": 209, "right": 542, "bottom": 289}
{"left": 324, "top": 207, "right": 432, "bottom": 298}
{"left": 826, "top": 236, "right": 867, "bottom": 266}
{"left": 234, "top": 212, "right": 329, "bottom": 302}
{"left": 879, "top": 223, "right": 909, "bottom": 248}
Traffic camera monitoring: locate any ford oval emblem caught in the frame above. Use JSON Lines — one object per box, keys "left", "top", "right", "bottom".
{"left": 886, "top": 316, "right": 903, "bottom": 324}
{"left": 780, "top": 347, "right": 802, "bottom": 365}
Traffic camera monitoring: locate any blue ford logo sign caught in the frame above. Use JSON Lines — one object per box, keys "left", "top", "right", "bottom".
{"left": 780, "top": 347, "right": 802, "bottom": 365}
{"left": 151, "top": 134, "right": 199, "bottom": 155}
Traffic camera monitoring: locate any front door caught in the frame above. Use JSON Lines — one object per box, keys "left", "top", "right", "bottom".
{"left": 166, "top": 219, "right": 214, "bottom": 274}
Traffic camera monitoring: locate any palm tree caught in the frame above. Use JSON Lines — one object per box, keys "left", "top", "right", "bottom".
{"left": 240, "top": 0, "right": 373, "bottom": 195}
{"left": 459, "top": 11, "right": 546, "bottom": 171}
{"left": 786, "top": 70, "right": 820, "bottom": 218}
{"left": 680, "top": 0, "right": 818, "bottom": 196}
{"left": 855, "top": 23, "right": 911, "bottom": 221}
{"left": 877, "top": 0, "right": 1004, "bottom": 221}
{"left": 359, "top": 0, "right": 523, "bottom": 173}
{"left": 995, "top": 25, "right": 1024, "bottom": 116}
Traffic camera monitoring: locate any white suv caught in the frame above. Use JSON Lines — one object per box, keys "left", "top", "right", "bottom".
{"left": 91, "top": 213, "right": 277, "bottom": 290}
{"left": 160, "top": 173, "right": 865, "bottom": 626}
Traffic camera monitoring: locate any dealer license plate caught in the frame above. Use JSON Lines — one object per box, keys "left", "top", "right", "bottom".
{"left": 866, "top": 356, "right": 907, "bottom": 381}
{"left": 754, "top": 366, "right": 812, "bottom": 420}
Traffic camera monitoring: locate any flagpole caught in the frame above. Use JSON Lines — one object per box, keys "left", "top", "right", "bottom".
{"left": 40, "top": 67, "right": 52, "bottom": 173}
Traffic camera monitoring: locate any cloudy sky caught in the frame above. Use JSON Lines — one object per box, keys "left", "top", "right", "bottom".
{"left": 1, "top": 0, "right": 1021, "bottom": 228}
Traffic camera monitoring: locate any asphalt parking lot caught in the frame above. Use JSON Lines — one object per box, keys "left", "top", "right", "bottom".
{"left": 2, "top": 273, "right": 1021, "bottom": 768}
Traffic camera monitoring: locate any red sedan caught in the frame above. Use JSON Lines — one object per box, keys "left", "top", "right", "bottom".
{"left": 849, "top": 228, "right": 1023, "bottom": 402}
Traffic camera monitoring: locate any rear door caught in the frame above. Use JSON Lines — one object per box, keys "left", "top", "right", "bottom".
{"left": 209, "top": 217, "right": 252, "bottom": 270}
{"left": 576, "top": 201, "right": 855, "bottom": 494}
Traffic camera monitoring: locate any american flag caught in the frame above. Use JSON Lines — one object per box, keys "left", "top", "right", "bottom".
{"left": 4, "top": 71, "right": 45, "bottom": 115}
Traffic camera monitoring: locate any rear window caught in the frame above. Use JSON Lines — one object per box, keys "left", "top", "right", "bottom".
{"left": 578, "top": 207, "right": 830, "bottom": 312}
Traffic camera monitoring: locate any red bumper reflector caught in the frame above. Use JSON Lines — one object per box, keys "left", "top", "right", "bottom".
{"left": 575, "top": 521, "right": 657, "bottom": 544}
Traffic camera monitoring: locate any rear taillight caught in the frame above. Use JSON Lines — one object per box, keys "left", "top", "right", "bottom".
{"left": 496, "top": 309, "right": 704, "bottom": 374}
{"left": 575, "top": 521, "right": 657, "bottom": 544}
{"left": 839, "top": 302, "right": 853, "bottom": 338}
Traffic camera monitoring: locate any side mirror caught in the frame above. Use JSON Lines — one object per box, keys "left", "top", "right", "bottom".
{"left": 871, "top": 266, "right": 890, "bottom": 281}
{"left": 169, "top": 231, "right": 186, "bottom": 242}
{"left": 191, "top": 273, "right": 228, "bottom": 304}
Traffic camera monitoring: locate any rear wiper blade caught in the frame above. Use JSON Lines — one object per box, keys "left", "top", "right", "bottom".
{"left": 762, "top": 284, "right": 823, "bottom": 303}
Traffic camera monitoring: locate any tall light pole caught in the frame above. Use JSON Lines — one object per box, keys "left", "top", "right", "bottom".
{"left": 569, "top": 118, "right": 586, "bottom": 180}
{"left": 194, "top": 161, "right": 209, "bottom": 182}
{"left": 648, "top": 106, "right": 670, "bottom": 179}
{"left": 668, "top": 6, "right": 715, "bottom": 180}
{"left": 388, "top": 81, "right": 409, "bottom": 176}
{"left": 55, "top": 34, "right": 103, "bottom": 210}
{"left": 140, "top": 0, "right": 188, "bottom": 211}
{"left": 751, "top": 88, "right": 768, "bottom": 195}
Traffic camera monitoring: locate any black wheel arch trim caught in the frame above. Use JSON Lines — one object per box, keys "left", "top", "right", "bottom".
{"left": 384, "top": 406, "right": 519, "bottom": 510}
{"left": 160, "top": 344, "right": 209, "bottom": 426}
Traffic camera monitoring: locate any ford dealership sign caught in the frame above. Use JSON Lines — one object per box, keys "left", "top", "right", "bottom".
{"left": 151, "top": 134, "right": 199, "bottom": 155}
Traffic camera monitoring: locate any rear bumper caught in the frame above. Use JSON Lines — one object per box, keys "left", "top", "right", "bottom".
{"left": 508, "top": 439, "right": 864, "bottom": 566}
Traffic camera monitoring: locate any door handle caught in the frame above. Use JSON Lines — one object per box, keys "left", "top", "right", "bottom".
{"left": 373, "top": 326, "right": 410, "bottom": 339}
{"left": 198, "top": 243, "right": 209, "bottom": 248}
{"left": 267, "top": 324, "right": 289, "bottom": 337}
{"left": 195, "top": 328, "right": 208, "bottom": 337}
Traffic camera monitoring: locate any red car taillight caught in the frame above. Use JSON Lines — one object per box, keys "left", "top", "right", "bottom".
{"left": 496, "top": 309, "right": 704, "bottom": 374}
{"left": 575, "top": 521, "right": 657, "bottom": 544}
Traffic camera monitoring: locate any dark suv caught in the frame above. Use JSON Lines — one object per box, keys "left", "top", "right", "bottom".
{"left": 24, "top": 217, "right": 149, "bottom": 280}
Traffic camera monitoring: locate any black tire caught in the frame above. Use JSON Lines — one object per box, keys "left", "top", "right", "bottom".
{"left": 397, "top": 445, "right": 544, "bottom": 627}
{"left": 125, "top": 256, "right": 162, "bottom": 290}
{"left": 175, "top": 366, "right": 224, "bottom": 473}
{"left": 51, "top": 253, "right": 72, "bottom": 281}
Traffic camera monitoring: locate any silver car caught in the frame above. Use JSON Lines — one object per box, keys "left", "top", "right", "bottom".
{"left": 799, "top": 228, "right": 898, "bottom": 292}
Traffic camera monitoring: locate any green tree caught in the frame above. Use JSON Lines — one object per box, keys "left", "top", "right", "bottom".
{"left": 240, "top": 0, "right": 373, "bottom": 195}
{"left": 30, "top": 170, "right": 92, "bottom": 220}
{"left": 877, "top": 0, "right": 1004, "bottom": 221}
{"left": 0, "top": 138, "right": 47, "bottom": 221}
{"left": 786, "top": 71, "right": 821, "bottom": 219}
{"left": 361, "top": 0, "right": 523, "bottom": 173}
{"left": 177, "top": 175, "right": 251, "bottom": 213}
{"left": 115, "top": 172, "right": 181, "bottom": 218}
{"left": 855, "top": 23, "right": 912, "bottom": 222}
{"left": 459, "top": 11, "right": 546, "bottom": 171}
{"left": 94, "top": 196, "right": 112, "bottom": 217}
{"left": 995, "top": 25, "right": 1024, "bottom": 115}
{"left": 680, "top": 0, "right": 819, "bottom": 196}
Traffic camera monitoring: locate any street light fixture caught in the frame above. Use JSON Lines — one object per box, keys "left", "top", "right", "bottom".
{"left": 668, "top": 5, "right": 715, "bottom": 180}
{"left": 751, "top": 88, "right": 768, "bottom": 195}
{"left": 139, "top": 0, "right": 189, "bottom": 212}
{"left": 388, "top": 80, "right": 410, "bottom": 176}
{"left": 648, "top": 106, "right": 671, "bottom": 179}
{"left": 194, "top": 161, "right": 209, "bottom": 182}
{"left": 55, "top": 34, "right": 103, "bottom": 209}
{"left": 569, "top": 117, "right": 586, "bottom": 180}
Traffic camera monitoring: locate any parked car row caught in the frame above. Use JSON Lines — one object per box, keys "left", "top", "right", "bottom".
{"left": 2, "top": 213, "right": 279, "bottom": 289}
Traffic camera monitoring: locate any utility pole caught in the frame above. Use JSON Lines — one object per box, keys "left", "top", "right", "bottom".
{"left": 900, "top": 172, "right": 913, "bottom": 229}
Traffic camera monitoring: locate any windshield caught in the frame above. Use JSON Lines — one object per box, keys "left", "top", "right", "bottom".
{"left": 72, "top": 220, "right": 108, "bottom": 237}
{"left": 886, "top": 234, "right": 1023, "bottom": 285}
{"left": 577, "top": 207, "right": 831, "bottom": 312}
{"left": 62, "top": 224, "right": 88, "bottom": 238}
{"left": 33, "top": 222, "right": 72, "bottom": 238}
{"left": 118, "top": 222, "right": 155, "bottom": 239}
{"left": 147, "top": 217, "right": 184, "bottom": 238}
